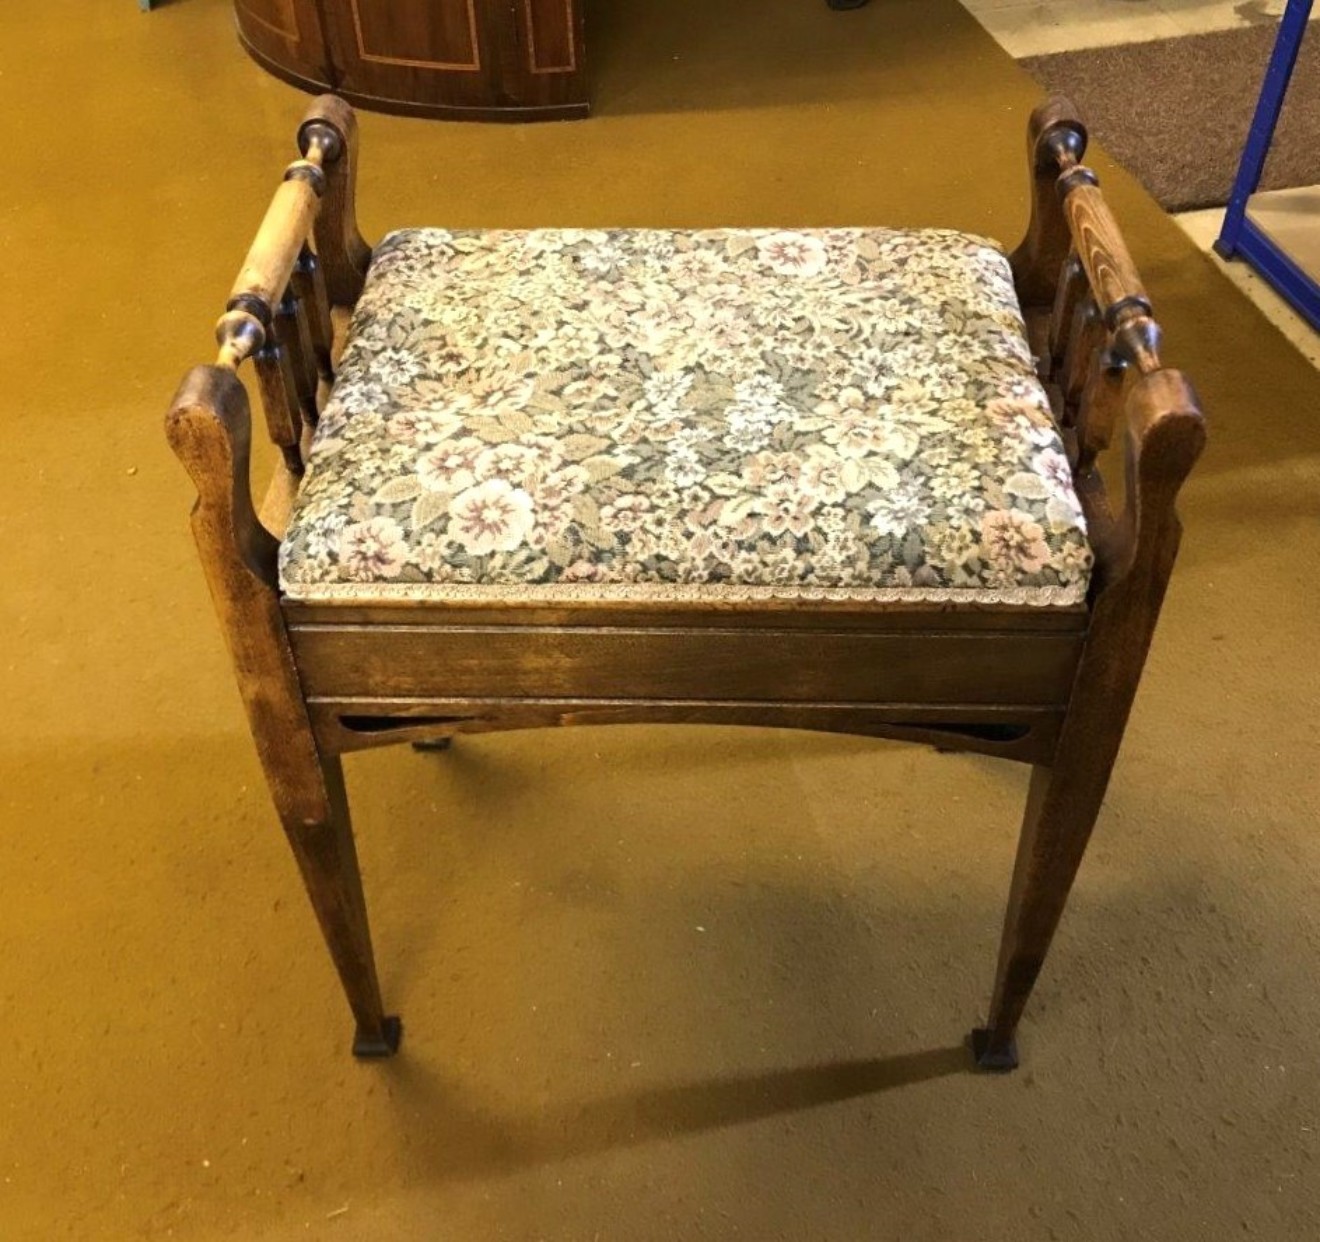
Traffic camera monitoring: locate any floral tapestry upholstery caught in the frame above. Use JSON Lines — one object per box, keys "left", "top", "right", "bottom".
{"left": 278, "top": 227, "right": 1092, "bottom": 606}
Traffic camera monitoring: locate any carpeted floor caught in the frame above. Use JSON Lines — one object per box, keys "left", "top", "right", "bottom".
{"left": 1023, "top": 24, "right": 1320, "bottom": 211}
{"left": 2, "top": 0, "right": 1320, "bottom": 1238}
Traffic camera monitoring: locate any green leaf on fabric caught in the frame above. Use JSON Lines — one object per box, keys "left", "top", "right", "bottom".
{"left": 411, "top": 490, "right": 451, "bottom": 532}
{"left": 371, "top": 477, "right": 424, "bottom": 505}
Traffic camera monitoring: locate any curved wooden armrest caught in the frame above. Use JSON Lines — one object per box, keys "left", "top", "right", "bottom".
{"left": 1077, "top": 369, "right": 1206, "bottom": 597}
{"left": 165, "top": 365, "right": 279, "bottom": 591}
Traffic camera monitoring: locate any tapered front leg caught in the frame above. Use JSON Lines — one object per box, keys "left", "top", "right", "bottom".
{"left": 972, "top": 755, "right": 1112, "bottom": 1071}
{"left": 276, "top": 754, "right": 400, "bottom": 1057}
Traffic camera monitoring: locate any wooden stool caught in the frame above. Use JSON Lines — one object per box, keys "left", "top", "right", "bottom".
{"left": 166, "top": 95, "right": 1205, "bottom": 1066}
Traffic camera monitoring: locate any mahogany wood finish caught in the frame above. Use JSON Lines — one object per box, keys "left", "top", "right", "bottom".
{"left": 235, "top": 0, "right": 589, "bottom": 121}
{"left": 233, "top": 0, "right": 870, "bottom": 121}
{"left": 166, "top": 95, "right": 1205, "bottom": 1068}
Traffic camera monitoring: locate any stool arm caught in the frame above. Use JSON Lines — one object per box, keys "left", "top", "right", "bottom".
{"left": 164, "top": 364, "right": 331, "bottom": 827}
{"left": 299, "top": 95, "right": 371, "bottom": 308}
{"left": 205, "top": 96, "right": 366, "bottom": 475}
{"left": 165, "top": 366, "right": 279, "bottom": 590}
{"left": 1089, "top": 371, "right": 1206, "bottom": 591}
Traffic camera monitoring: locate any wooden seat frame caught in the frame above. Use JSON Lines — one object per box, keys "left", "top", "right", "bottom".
{"left": 166, "top": 95, "right": 1205, "bottom": 1068}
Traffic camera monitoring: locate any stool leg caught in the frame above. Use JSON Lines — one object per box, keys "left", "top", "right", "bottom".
{"left": 972, "top": 742, "right": 1114, "bottom": 1070}
{"left": 167, "top": 368, "right": 399, "bottom": 1057}
{"left": 274, "top": 753, "right": 401, "bottom": 1058}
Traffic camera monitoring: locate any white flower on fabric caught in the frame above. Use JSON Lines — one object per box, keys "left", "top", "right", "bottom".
{"left": 1032, "top": 448, "right": 1074, "bottom": 499}
{"left": 1019, "top": 415, "right": 1060, "bottom": 448}
{"left": 867, "top": 483, "right": 932, "bottom": 537}
{"left": 724, "top": 407, "right": 774, "bottom": 454}
{"left": 665, "top": 444, "right": 706, "bottom": 489}
{"left": 386, "top": 411, "right": 464, "bottom": 446}
{"left": 373, "top": 347, "right": 424, "bottom": 388}
{"left": 756, "top": 232, "right": 829, "bottom": 277}
{"left": 448, "top": 480, "right": 534, "bottom": 556}
{"left": 524, "top": 229, "right": 609, "bottom": 255}
{"left": 643, "top": 370, "right": 695, "bottom": 413}
{"left": 338, "top": 517, "right": 409, "bottom": 581}
{"left": 579, "top": 243, "right": 625, "bottom": 275}
{"left": 733, "top": 375, "right": 786, "bottom": 412}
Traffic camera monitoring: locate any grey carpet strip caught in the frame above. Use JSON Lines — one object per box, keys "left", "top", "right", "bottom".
{"left": 1022, "top": 23, "right": 1320, "bottom": 211}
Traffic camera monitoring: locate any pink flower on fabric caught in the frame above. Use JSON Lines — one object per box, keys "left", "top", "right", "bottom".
{"left": 756, "top": 231, "right": 829, "bottom": 277}
{"left": 600, "top": 494, "right": 652, "bottom": 533}
{"left": 448, "top": 480, "right": 534, "bottom": 555}
{"left": 339, "top": 517, "right": 409, "bottom": 580}
{"left": 561, "top": 560, "right": 609, "bottom": 583}
{"left": 981, "top": 509, "right": 1050, "bottom": 574}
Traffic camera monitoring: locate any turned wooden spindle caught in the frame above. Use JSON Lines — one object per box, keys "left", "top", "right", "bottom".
{"left": 227, "top": 153, "right": 325, "bottom": 326}
{"left": 274, "top": 285, "right": 321, "bottom": 429}
{"left": 1073, "top": 351, "right": 1127, "bottom": 474}
{"left": 206, "top": 98, "right": 374, "bottom": 468}
{"left": 298, "top": 97, "right": 371, "bottom": 307}
{"left": 214, "top": 307, "right": 266, "bottom": 371}
{"left": 292, "top": 245, "right": 335, "bottom": 385}
{"left": 253, "top": 336, "right": 306, "bottom": 474}
{"left": 211, "top": 139, "right": 337, "bottom": 467}
{"left": 1061, "top": 295, "right": 1105, "bottom": 416}
{"left": 1011, "top": 99, "right": 1089, "bottom": 307}
{"left": 1014, "top": 96, "right": 1166, "bottom": 373}
{"left": 1047, "top": 252, "right": 1086, "bottom": 372}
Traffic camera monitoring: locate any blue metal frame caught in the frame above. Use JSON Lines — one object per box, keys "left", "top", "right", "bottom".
{"left": 1214, "top": 0, "right": 1320, "bottom": 331}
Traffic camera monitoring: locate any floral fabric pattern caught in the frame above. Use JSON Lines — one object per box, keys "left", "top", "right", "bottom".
{"left": 279, "top": 227, "right": 1092, "bottom": 605}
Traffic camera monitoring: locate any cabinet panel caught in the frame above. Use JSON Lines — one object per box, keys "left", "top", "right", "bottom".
{"left": 522, "top": 0, "right": 577, "bottom": 73}
{"left": 495, "top": 0, "right": 587, "bottom": 113}
{"left": 236, "top": 0, "right": 298, "bottom": 40}
{"left": 234, "top": 0, "right": 332, "bottom": 85}
{"left": 233, "top": 0, "right": 589, "bottom": 121}
{"left": 319, "top": 0, "right": 502, "bottom": 113}
{"left": 348, "top": 0, "right": 481, "bottom": 71}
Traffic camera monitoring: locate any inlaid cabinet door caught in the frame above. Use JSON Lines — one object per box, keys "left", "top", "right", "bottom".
{"left": 318, "top": 0, "right": 586, "bottom": 119}
{"left": 234, "top": 0, "right": 333, "bottom": 86}
{"left": 498, "top": 0, "right": 587, "bottom": 114}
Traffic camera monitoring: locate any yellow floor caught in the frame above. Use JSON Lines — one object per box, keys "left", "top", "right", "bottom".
{"left": 3, "top": 0, "right": 1320, "bottom": 1237}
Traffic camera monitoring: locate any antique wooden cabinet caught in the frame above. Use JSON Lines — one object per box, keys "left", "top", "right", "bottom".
{"left": 234, "top": 0, "right": 587, "bottom": 120}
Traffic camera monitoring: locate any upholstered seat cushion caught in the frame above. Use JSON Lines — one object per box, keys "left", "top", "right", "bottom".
{"left": 279, "top": 227, "right": 1092, "bottom": 606}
